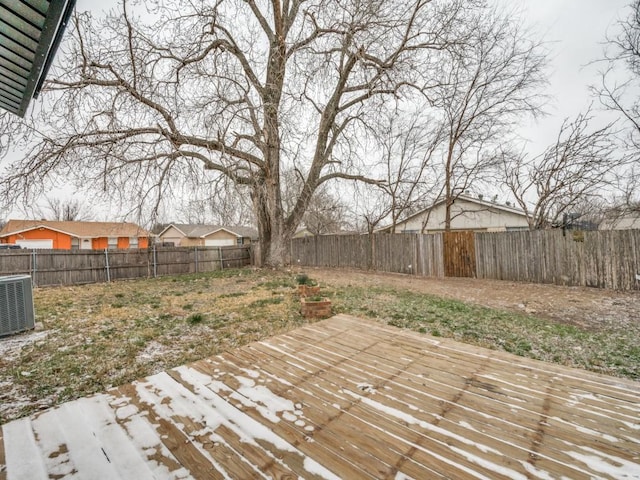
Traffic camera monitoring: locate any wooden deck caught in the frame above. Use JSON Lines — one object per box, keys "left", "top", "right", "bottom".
{"left": 1, "top": 314, "right": 639, "bottom": 479}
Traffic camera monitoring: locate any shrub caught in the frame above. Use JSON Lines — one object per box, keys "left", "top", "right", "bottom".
{"left": 187, "top": 313, "right": 204, "bottom": 325}
{"left": 295, "top": 273, "right": 318, "bottom": 286}
{"left": 295, "top": 273, "right": 309, "bottom": 285}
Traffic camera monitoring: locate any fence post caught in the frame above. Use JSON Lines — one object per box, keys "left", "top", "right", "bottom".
{"left": 31, "top": 250, "right": 37, "bottom": 287}
{"left": 195, "top": 246, "right": 198, "bottom": 273}
{"left": 219, "top": 247, "right": 224, "bottom": 270}
{"left": 104, "top": 249, "right": 111, "bottom": 283}
{"left": 369, "top": 234, "right": 375, "bottom": 270}
{"left": 414, "top": 234, "right": 419, "bottom": 276}
{"left": 314, "top": 237, "right": 318, "bottom": 266}
{"left": 153, "top": 244, "right": 157, "bottom": 278}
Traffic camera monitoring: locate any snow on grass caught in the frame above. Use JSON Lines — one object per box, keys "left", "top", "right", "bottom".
{"left": 0, "top": 330, "right": 48, "bottom": 362}
{"left": 135, "top": 340, "right": 170, "bottom": 363}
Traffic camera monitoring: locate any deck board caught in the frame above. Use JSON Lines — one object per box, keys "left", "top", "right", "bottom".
{"left": 2, "top": 314, "right": 639, "bottom": 479}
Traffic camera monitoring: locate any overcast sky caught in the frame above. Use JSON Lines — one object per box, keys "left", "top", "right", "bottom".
{"left": 494, "top": 0, "right": 630, "bottom": 154}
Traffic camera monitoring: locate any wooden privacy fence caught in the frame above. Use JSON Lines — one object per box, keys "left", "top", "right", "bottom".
{"left": 0, "top": 245, "right": 252, "bottom": 287}
{"left": 291, "top": 229, "right": 640, "bottom": 290}
{"left": 290, "top": 234, "right": 444, "bottom": 277}
{"left": 475, "top": 229, "right": 640, "bottom": 290}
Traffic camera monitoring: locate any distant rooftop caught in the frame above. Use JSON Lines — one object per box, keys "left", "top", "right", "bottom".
{"left": 168, "top": 224, "right": 259, "bottom": 240}
{"left": 0, "top": 219, "right": 150, "bottom": 238}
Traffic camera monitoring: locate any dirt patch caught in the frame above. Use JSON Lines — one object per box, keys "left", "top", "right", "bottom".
{"left": 308, "top": 268, "right": 640, "bottom": 332}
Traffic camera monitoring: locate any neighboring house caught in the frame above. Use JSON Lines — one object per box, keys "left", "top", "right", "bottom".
{"left": 157, "top": 224, "right": 258, "bottom": 247}
{"left": 0, "top": 220, "right": 150, "bottom": 250}
{"left": 292, "top": 227, "right": 315, "bottom": 239}
{"left": 293, "top": 227, "right": 361, "bottom": 238}
{"left": 599, "top": 211, "right": 640, "bottom": 230}
{"left": 381, "top": 195, "right": 530, "bottom": 234}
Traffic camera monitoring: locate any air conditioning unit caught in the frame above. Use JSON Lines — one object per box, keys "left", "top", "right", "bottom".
{"left": 0, "top": 275, "right": 35, "bottom": 337}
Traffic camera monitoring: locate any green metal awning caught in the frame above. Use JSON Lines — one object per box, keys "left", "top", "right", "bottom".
{"left": 0, "top": 0, "right": 75, "bottom": 117}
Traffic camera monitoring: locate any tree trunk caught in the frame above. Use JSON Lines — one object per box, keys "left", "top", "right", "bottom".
{"left": 254, "top": 27, "right": 289, "bottom": 267}
{"left": 444, "top": 144, "right": 454, "bottom": 231}
{"left": 252, "top": 178, "right": 293, "bottom": 267}
{"left": 265, "top": 231, "right": 290, "bottom": 267}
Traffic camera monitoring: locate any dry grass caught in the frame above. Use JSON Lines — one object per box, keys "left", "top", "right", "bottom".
{"left": 0, "top": 269, "right": 303, "bottom": 423}
{"left": 1, "top": 267, "right": 638, "bottom": 424}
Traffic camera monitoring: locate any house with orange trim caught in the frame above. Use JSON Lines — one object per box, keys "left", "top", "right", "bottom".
{"left": 0, "top": 220, "right": 150, "bottom": 250}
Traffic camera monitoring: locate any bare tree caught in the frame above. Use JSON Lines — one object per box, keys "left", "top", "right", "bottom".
{"left": 0, "top": 0, "right": 491, "bottom": 266}
{"left": 596, "top": 0, "right": 640, "bottom": 149}
{"left": 503, "top": 110, "right": 619, "bottom": 229}
{"left": 424, "top": 5, "right": 548, "bottom": 230}
{"left": 39, "top": 197, "right": 92, "bottom": 221}
{"left": 335, "top": 108, "right": 442, "bottom": 236}
{"left": 618, "top": 165, "right": 640, "bottom": 207}
{"left": 594, "top": 1, "right": 640, "bottom": 214}
{"left": 376, "top": 109, "right": 442, "bottom": 233}
{"left": 600, "top": 165, "right": 640, "bottom": 226}
{"left": 302, "top": 189, "right": 347, "bottom": 235}
{"left": 280, "top": 169, "right": 347, "bottom": 234}
{"left": 346, "top": 182, "right": 393, "bottom": 268}
{"left": 346, "top": 182, "right": 391, "bottom": 236}
{"left": 176, "top": 177, "right": 255, "bottom": 226}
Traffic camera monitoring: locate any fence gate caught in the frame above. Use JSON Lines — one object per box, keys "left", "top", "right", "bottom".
{"left": 443, "top": 231, "right": 476, "bottom": 277}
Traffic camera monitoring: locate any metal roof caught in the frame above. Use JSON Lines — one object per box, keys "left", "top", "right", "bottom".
{"left": 0, "top": 0, "right": 75, "bottom": 117}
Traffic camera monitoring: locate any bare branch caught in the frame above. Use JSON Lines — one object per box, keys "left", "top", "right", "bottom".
{"left": 0, "top": 0, "right": 548, "bottom": 266}
{"left": 503, "top": 109, "right": 622, "bottom": 229}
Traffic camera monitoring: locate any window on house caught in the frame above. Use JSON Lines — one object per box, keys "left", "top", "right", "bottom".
{"left": 108, "top": 237, "right": 118, "bottom": 249}
{"left": 71, "top": 238, "right": 79, "bottom": 250}
{"left": 236, "top": 237, "right": 244, "bottom": 245}
{"left": 129, "top": 237, "right": 138, "bottom": 249}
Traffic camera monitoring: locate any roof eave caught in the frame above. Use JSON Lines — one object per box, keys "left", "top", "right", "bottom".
{"left": 7, "top": 0, "right": 77, "bottom": 117}
{"left": 158, "top": 224, "right": 187, "bottom": 237}
{"left": 200, "top": 227, "right": 241, "bottom": 238}
{"left": 392, "top": 195, "right": 527, "bottom": 228}
{"left": 0, "top": 224, "right": 76, "bottom": 238}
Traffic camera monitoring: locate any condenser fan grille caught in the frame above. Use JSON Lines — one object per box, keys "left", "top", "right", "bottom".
{"left": 0, "top": 275, "right": 35, "bottom": 337}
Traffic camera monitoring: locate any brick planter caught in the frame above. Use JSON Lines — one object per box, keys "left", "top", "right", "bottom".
{"left": 300, "top": 297, "right": 332, "bottom": 318}
{"left": 297, "top": 284, "right": 321, "bottom": 297}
